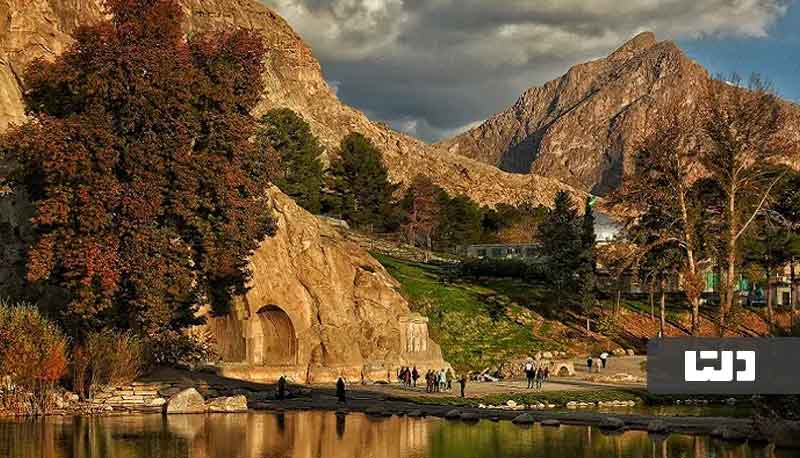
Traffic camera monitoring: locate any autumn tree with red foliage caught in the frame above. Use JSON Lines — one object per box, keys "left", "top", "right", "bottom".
{"left": 401, "top": 176, "right": 444, "bottom": 258}
{"left": 2, "top": 0, "right": 275, "bottom": 337}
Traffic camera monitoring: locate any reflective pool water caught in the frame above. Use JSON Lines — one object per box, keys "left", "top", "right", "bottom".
{"left": 0, "top": 411, "right": 781, "bottom": 458}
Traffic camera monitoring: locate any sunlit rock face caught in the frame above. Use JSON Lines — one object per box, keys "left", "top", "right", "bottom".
{"left": 0, "top": 1, "right": 451, "bottom": 384}
{"left": 438, "top": 32, "right": 800, "bottom": 195}
{"left": 0, "top": 0, "right": 581, "bottom": 208}
{"left": 203, "top": 188, "right": 448, "bottom": 384}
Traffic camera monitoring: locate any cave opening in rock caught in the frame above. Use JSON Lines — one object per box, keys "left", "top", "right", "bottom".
{"left": 256, "top": 305, "right": 297, "bottom": 366}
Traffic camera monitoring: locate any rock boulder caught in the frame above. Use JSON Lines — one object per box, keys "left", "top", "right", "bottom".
{"left": 165, "top": 388, "right": 205, "bottom": 414}
{"left": 206, "top": 395, "right": 248, "bottom": 413}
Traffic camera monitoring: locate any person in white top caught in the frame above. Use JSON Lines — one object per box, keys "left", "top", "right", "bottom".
{"left": 600, "top": 351, "right": 609, "bottom": 369}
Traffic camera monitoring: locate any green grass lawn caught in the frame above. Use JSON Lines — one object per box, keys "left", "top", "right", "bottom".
{"left": 615, "top": 296, "right": 685, "bottom": 322}
{"left": 374, "top": 254, "right": 551, "bottom": 372}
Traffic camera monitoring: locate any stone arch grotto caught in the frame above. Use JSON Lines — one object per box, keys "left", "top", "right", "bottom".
{"left": 252, "top": 305, "right": 298, "bottom": 366}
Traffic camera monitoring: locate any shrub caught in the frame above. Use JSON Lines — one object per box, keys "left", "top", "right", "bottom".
{"left": 71, "top": 329, "right": 143, "bottom": 400}
{"left": 145, "top": 328, "right": 218, "bottom": 369}
{"left": 0, "top": 299, "right": 68, "bottom": 414}
{"left": 457, "top": 258, "right": 546, "bottom": 281}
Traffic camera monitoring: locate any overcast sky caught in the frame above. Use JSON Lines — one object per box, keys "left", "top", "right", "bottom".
{"left": 261, "top": 0, "right": 797, "bottom": 142}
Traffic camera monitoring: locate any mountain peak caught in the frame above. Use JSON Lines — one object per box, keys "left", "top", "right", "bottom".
{"left": 437, "top": 31, "right": 716, "bottom": 194}
{"left": 609, "top": 31, "right": 657, "bottom": 61}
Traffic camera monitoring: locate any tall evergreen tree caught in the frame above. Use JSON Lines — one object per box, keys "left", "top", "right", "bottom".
{"left": 436, "top": 195, "right": 483, "bottom": 248}
{"left": 577, "top": 198, "right": 597, "bottom": 322}
{"left": 537, "top": 191, "right": 582, "bottom": 307}
{"left": 257, "top": 108, "right": 323, "bottom": 213}
{"left": 327, "top": 133, "right": 396, "bottom": 230}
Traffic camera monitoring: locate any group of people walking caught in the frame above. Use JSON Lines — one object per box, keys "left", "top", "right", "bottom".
{"left": 398, "top": 366, "right": 420, "bottom": 387}
{"left": 424, "top": 368, "right": 453, "bottom": 393}
{"left": 397, "top": 366, "right": 461, "bottom": 395}
{"left": 523, "top": 360, "right": 549, "bottom": 390}
{"left": 586, "top": 351, "right": 609, "bottom": 373}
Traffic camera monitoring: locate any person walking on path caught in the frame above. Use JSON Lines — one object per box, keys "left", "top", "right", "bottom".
{"left": 600, "top": 351, "right": 609, "bottom": 369}
{"left": 439, "top": 368, "right": 447, "bottom": 392}
{"left": 524, "top": 360, "right": 535, "bottom": 389}
{"left": 446, "top": 368, "right": 453, "bottom": 391}
{"left": 535, "top": 366, "right": 544, "bottom": 390}
{"left": 412, "top": 366, "right": 419, "bottom": 387}
{"left": 586, "top": 356, "right": 593, "bottom": 373}
{"left": 336, "top": 377, "right": 347, "bottom": 404}
{"left": 458, "top": 374, "right": 467, "bottom": 398}
{"left": 277, "top": 376, "right": 287, "bottom": 400}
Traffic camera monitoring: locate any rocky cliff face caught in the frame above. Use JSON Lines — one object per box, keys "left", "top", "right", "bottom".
{"left": 0, "top": 0, "right": 580, "bottom": 208}
{"left": 438, "top": 32, "right": 799, "bottom": 194}
{"left": 0, "top": 1, "right": 453, "bottom": 382}
{"left": 204, "top": 188, "right": 447, "bottom": 383}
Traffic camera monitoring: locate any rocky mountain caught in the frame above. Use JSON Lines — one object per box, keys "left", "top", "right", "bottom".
{"left": 438, "top": 32, "right": 799, "bottom": 194}
{"left": 0, "top": 0, "right": 581, "bottom": 208}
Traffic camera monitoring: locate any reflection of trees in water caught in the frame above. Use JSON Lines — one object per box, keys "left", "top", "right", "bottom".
{"left": 0, "top": 412, "right": 769, "bottom": 458}
{"left": 0, "top": 415, "right": 192, "bottom": 458}
{"left": 424, "top": 420, "right": 760, "bottom": 458}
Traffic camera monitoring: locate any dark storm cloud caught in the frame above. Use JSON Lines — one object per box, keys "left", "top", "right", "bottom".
{"left": 262, "top": 0, "right": 786, "bottom": 142}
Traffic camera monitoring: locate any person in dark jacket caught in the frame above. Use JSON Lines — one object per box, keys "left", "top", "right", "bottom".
{"left": 412, "top": 366, "right": 419, "bottom": 387}
{"left": 277, "top": 376, "right": 287, "bottom": 400}
{"left": 336, "top": 377, "right": 346, "bottom": 403}
{"left": 458, "top": 374, "right": 467, "bottom": 398}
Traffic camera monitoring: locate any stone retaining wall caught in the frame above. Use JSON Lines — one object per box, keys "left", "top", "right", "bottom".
{"left": 72, "top": 379, "right": 287, "bottom": 414}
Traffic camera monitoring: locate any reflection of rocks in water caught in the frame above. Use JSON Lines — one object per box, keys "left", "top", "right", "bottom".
{"left": 0, "top": 412, "right": 768, "bottom": 458}
{"left": 171, "top": 411, "right": 430, "bottom": 458}
{"left": 166, "top": 414, "right": 206, "bottom": 440}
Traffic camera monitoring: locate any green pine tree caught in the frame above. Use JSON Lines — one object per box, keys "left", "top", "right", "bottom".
{"left": 257, "top": 108, "right": 324, "bottom": 213}
{"left": 327, "top": 133, "right": 397, "bottom": 230}
{"left": 537, "top": 191, "right": 582, "bottom": 307}
{"left": 577, "top": 197, "right": 597, "bottom": 317}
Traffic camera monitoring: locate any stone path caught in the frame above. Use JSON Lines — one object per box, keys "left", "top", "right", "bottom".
{"left": 249, "top": 386, "right": 760, "bottom": 440}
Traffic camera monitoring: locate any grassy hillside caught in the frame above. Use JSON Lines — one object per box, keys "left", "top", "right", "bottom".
{"left": 374, "top": 251, "right": 778, "bottom": 372}
{"left": 374, "top": 254, "right": 557, "bottom": 372}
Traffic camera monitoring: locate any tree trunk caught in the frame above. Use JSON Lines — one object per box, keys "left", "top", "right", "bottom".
{"left": 424, "top": 233, "right": 432, "bottom": 262}
{"left": 721, "top": 205, "right": 738, "bottom": 336}
{"left": 659, "top": 277, "right": 666, "bottom": 338}
{"left": 766, "top": 269, "right": 774, "bottom": 335}
{"left": 792, "top": 260, "right": 798, "bottom": 330}
{"left": 678, "top": 189, "right": 700, "bottom": 336}
{"left": 649, "top": 280, "right": 655, "bottom": 322}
